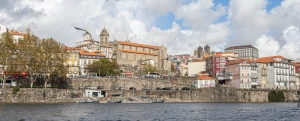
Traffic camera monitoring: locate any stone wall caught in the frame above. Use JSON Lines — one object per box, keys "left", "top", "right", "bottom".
{"left": 1, "top": 87, "right": 299, "bottom": 103}
{"left": 70, "top": 77, "right": 195, "bottom": 90}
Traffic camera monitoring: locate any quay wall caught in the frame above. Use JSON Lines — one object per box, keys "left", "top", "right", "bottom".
{"left": 0, "top": 87, "right": 299, "bottom": 103}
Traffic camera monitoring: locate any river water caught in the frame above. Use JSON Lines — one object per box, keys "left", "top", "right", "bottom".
{"left": 0, "top": 102, "right": 300, "bottom": 121}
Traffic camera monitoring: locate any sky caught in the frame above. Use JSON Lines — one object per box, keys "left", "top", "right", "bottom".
{"left": 0, "top": 0, "right": 300, "bottom": 60}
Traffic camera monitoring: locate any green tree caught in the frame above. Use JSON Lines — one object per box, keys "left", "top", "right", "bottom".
{"left": 144, "top": 63, "right": 157, "bottom": 73}
{"left": 85, "top": 58, "right": 119, "bottom": 76}
{"left": 18, "top": 33, "right": 42, "bottom": 88}
{"left": 39, "top": 38, "right": 68, "bottom": 88}
{"left": 0, "top": 32, "right": 18, "bottom": 87}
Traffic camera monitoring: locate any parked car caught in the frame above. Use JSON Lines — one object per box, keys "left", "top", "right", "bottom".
{"left": 68, "top": 86, "right": 73, "bottom": 89}
{"left": 156, "top": 87, "right": 162, "bottom": 90}
{"left": 181, "top": 87, "right": 190, "bottom": 90}
{"left": 97, "top": 86, "right": 103, "bottom": 89}
{"left": 162, "top": 87, "right": 171, "bottom": 90}
{"left": 119, "top": 86, "right": 124, "bottom": 90}
{"left": 129, "top": 87, "right": 136, "bottom": 90}
{"left": 142, "top": 87, "right": 150, "bottom": 90}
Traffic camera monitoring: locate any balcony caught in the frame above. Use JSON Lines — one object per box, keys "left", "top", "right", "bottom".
{"left": 262, "top": 66, "right": 267, "bottom": 70}
{"left": 74, "top": 71, "right": 77, "bottom": 74}
{"left": 290, "top": 79, "right": 296, "bottom": 82}
{"left": 276, "top": 79, "right": 283, "bottom": 82}
{"left": 283, "top": 73, "right": 288, "bottom": 76}
{"left": 290, "top": 73, "right": 295, "bottom": 76}
{"left": 250, "top": 75, "right": 257, "bottom": 78}
{"left": 216, "top": 73, "right": 232, "bottom": 80}
{"left": 68, "top": 71, "right": 72, "bottom": 74}
{"left": 262, "top": 72, "right": 267, "bottom": 76}
{"left": 276, "top": 72, "right": 281, "bottom": 75}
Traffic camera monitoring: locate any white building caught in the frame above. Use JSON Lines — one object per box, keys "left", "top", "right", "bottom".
{"left": 192, "top": 74, "right": 216, "bottom": 89}
{"left": 188, "top": 59, "right": 205, "bottom": 77}
{"left": 78, "top": 50, "right": 105, "bottom": 76}
{"left": 256, "top": 55, "right": 296, "bottom": 89}
{"left": 0, "top": 24, "right": 8, "bottom": 35}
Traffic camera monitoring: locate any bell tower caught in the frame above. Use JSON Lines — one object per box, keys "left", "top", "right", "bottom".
{"left": 99, "top": 27, "right": 109, "bottom": 47}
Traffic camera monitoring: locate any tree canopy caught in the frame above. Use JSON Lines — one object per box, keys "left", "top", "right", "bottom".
{"left": 85, "top": 58, "right": 119, "bottom": 76}
{"left": 144, "top": 63, "right": 157, "bottom": 73}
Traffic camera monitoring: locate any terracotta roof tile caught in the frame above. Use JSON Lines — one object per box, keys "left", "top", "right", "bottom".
{"left": 256, "top": 55, "right": 292, "bottom": 63}
{"left": 118, "top": 41, "right": 159, "bottom": 50}
{"left": 197, "top": 75, "right": 215, "bottom": 80}
{"left": 119, "top": 49, "right": 157, "bottom": 56}
{"left": 80, "top": 50, "right": 105, "bottom": 56}
{"left": 226, "top": 59, "right": 255, "bottom": 66}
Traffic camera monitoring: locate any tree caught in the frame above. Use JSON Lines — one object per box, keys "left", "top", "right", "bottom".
{"left": 39, "top": 38, "right": 68, "bottom": 88}
{"left": 144, "top": 63, "right": 157, "bottom": 73}
{"left": 0, "top": 32, "right": 18, "bottom": 88}
{"left": 85, "top": 58, "right": 119, "bottom": 76}
{"left": 18, "top": 33, "right": 42, "bottom": 88}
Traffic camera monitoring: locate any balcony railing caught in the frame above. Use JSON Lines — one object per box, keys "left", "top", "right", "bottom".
{"left": 250, "top": 75, "right": 257, "bottom": 78}
{"left": 216, "top": 73, "right": 233, "bottom": 80}
{"left": 276, "top": 72, "right": 281, "bottom": 75}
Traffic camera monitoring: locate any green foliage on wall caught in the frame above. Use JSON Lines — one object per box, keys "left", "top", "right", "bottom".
{"left": 268, "top": 91, "right": 285, "bottom": 102}
{"left": 12, "top": 87, "right": 20, "bottom": 94}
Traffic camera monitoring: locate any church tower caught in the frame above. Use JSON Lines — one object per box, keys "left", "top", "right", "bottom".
{"left": 100, "top": 27, "right": 109, "bottom": 46}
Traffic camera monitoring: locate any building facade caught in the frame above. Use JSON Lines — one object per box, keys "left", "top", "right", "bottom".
{"left": 79, "top": 50, "right": 105, "bottom": 76}
{"left": 206, "top": 52, "right": 226, "bottom": 77}
{"left": 111, "top": 40, "right": 171, "bottom": 76}
{"left": 192, "top": 74, "right": 216, "bottom": 89}
{"left": 66, "top": 47, "right": 80, "bottom": 78}
{"left": 225, "top": 44, "right": 259, "bottom": 59}
{"left": 256, "top": 56, "right": 296, "bottom": 89}
{"left": 99, "top": 27, "right": 112, "bottom": 59}
{"left": 0, "top": 24, "right": 8, "bottom": 35}
{"left": 224, "top": 59, "right": 258, "bottom": 89}
{"left": 188, "top": 59, "right": 206, "bottom": 77}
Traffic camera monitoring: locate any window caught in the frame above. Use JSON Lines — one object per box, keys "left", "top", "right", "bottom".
{"left": 69, "top": 61, "right": 72, "bottom": 66}
{"left": 134, "top": 55, "right": 136, "bottom": 60}
{"left": 70, "top": 54, "right": 73, "bottom": 58}
{"left": 126, "top": 54, "right": 128, "bottom": 59}
{"left": 105, "top": 37, "right": 107, "bottom": 42}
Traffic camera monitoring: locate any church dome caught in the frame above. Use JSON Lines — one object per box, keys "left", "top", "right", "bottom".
{"left": 100, "top": 27, "right": 109, "bottom": 36}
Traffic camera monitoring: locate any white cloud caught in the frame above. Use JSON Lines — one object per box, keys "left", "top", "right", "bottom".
{"left": 255, "top": 35, "right": 280, "bottom": 57}
{"left": 1, "top": 0, "right": 300, "bottom": 59}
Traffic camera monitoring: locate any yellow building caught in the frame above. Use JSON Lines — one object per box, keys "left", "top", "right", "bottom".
{"left": 66, "top": 47, "right": 80, "bottom": 78}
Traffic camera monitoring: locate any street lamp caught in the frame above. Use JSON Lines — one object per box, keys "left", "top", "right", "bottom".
{"left": 74, "top": 27, "right": 95, "bottom": 45}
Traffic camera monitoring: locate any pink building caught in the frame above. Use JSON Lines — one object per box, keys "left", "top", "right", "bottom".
{"left": 224, "top": 59, "right": 258, "bottom": 89}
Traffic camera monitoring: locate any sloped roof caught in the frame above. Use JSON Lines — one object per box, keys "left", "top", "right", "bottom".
{"left": 226, "top": 59, "right": 255, "bottom": 66}
{"left": 80, "top": 50, "right": 105, "bottom": 56}
{"left": 225, "top": 44, "right": 257, "bottom": 50}
{"left": 197, "top": 75, "right": 215, "bottom": 80}
{"left": 118, "top": 41, "right": 159, "bottom": 50}
{"left": 256, "top": 55, "right": 292, "bottom": 63}
{"left": 119, "top": 49, "right": 157, "bottom": 56}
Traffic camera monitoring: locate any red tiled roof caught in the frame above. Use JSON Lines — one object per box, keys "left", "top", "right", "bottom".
{"left": 80, "top": 50, "right": 105, "bottom": 56}
{"left": 197, "top": 75, "right": 215, "bottom": 80}
{"left": 118, "top": 41, "right": 159, "bottom": 50}
{"left": 226, "top": 59, "right": 255, "bottom": 66}
{"left": 256, "top": 55, "right": 292, "bottom": 63}
{"left": 119, "top": 49, "right": 157, "bottom": 56}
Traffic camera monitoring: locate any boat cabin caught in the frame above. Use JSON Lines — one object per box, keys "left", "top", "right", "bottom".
{"left": 85, "top": 89, "right": 106, "bottom": 97}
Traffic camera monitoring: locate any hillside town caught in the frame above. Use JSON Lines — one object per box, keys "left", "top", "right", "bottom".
{"left": 0, "top": 23, "right": 299, "bottom": 91}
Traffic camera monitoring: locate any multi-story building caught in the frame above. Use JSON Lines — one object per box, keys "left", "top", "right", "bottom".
{"left": 225, "top": 44, "right": 259, "bottom": 59}
{"left": 223, "top": 59, "right": 258, "bottom": 89}
{"left": 292, "top": 61, "right": 300, "bottom": 89}
{"left": 206, "top": 52, "right": 226, "bottom": 77}
{"left": 292, "top": 62, "right": 300, "bottom": 89}
{"left": 75, "top": 31, "right": 99, "bottom": 52}
{"left": 66, "top": 47, "right": 80, "bottom": 78}
{"left": 188, "top": 59, "right": 206, "bottom": 77}
{"left": 79, "top": 50, "right": 105, "bottom": 76}
{"left": 256, "top": 55, "right": 295, "bottom": 89}
{"left": 192, "top": 73, "right": 216, "bottom": 89}
{"left": 111, "top": 40, "right": 171, "bottom": 76}
{"left": 11, "top": 27, "right": 31, "bottom": 43}
{"left": 0, "top": 24, "right": 8, "bottom": 35}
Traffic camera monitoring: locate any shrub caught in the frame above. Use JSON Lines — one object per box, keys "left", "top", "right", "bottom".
{"left": 12, "top": 86, "right": 20, "bottom": 94}
{"left": 268, "top": 91, "right": 285, "bottom": 102}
